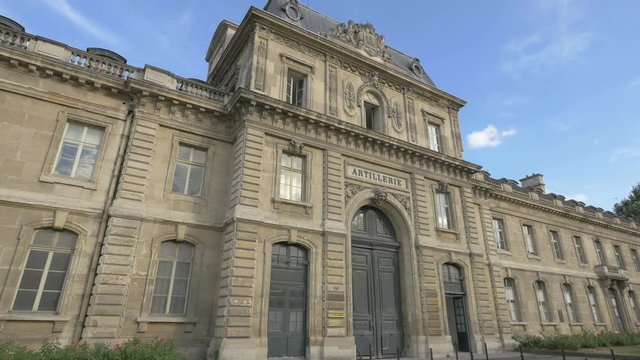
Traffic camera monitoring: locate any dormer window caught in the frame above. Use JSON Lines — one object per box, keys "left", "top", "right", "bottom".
{"left": 363, "top": 92, "right": 384, "bottom": 133}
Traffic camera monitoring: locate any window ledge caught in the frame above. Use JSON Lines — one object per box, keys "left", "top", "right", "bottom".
{"left": 136, "top": 316, "right": 197, "bottom": 333}
{"left": 510, "top": 321, "right": 528, "bottom": 326}
{"left": 272, "top": 198, "right": 312, "bottom": 215}
{"left": 496, "top": 249, "right": 512, "bottom": 256}
{"left": 554, "top": 259, "right": 567, "bottom": 264}
{"left": 0, "top": 313, "right": 70, "bottom": 322}
{"left": 594, "top": 322, "right": 608, "bottom": 326}
{"left": 165, "top": 192, "right": 208, "bottom": 205}
{"left": 541, "top": 322, "right": 558, "bottom": 326}
{"left": 527, "top": 254, "right": 542, "bottom": 261}
{"left": 436, "top": 227, "right": 458, "bottom": 235}
{"left": 569, "top": 322, "right": 585, "bottom": 326}
{"left": 578, "top": 263, "right": 590, "bottom": 267}
{"left": 39, "top": 173, "right": 98, "bottom": 190}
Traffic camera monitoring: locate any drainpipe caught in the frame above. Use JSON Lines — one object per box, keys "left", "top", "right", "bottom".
{"left": 75, "top": 95, "right": 138, "bottom": 342}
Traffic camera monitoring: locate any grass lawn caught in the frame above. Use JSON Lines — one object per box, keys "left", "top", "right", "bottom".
{"left": 583, "top": 345, "right": 640, "bottom": 355}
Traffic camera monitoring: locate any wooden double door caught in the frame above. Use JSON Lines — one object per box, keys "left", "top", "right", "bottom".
{"left": 351, "top": 207, "right": 403, "bottom": 358}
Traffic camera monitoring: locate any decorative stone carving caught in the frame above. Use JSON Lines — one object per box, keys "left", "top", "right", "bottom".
{"left": 390, "top": 193, "right": 411, "bottom": 213}
{"left": 326, "top": 21, "right": 394, "bottom": 62}
{"left": 282, "top": 0, "right": 303, "bottom": 22}
{"left": 389, "top": 100, "right": 403, "bottom": 132}
{"left": 343, "top": 81, "right": 356, "bottom": 115}
{"left": 345, "top": 183, "right": 364, "bottom": 204}
{"left": 437, "top": 180, "right": 449, "bottom": 193}
{"left": 254, "top": 40, "right": 267, "bottom": 91}
{"left": 373, "top": 187, "right": 387, "bottom": 206}
{"left": 407, "top": 98, "right": 417, "bottom": 142}
{"left": 328, "top": 66, "right": 338, "bottom": 116}
{"left": 288, "top": 139, "right": 304, "bottom": 155}
{"left": 410, "top": 58, "right": 425, "bottom": 77}
{"left": 356, "top": 74, "right": 392, "bottom": 118}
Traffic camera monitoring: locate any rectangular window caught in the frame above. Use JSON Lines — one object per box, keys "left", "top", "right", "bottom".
{"left": 435, "top": 192, "right": 452, "bottom": 229}
{"left": 535, "top": 281, "right": 551, "bottom": 322}
{"left": 613, "top": 245, "right": 626, "bottom": 269}
{"left": 587, "top": 286, "right": 603, "bottom": 323}
{"left": 427, "top": 123, "right": 442, "bottom": 152}
{"left": 594, "top": 239, "right": 606, "bottom": 265}
{"left": 573, "top": 236, "right": 588, "bottom": 264}
{"left": 493, "top": 218, "right": 508, "bottom": 251}
{"left": 563, "top": 284, "right": 579, "bottom": 323}
{"left": 629, "top": 291, "right": 640, "bottom": 324}
{"left": 504, "top": 278, "right": 520, "bottom": 321}
{"left": 172, "top": 144, "right": 206, "bottom": 197}
{"left": 279, "top": 153, "right": 305, "bottom": 202}
{"left": 549, "top": 230, "right": 564, "bottom": 260}
{"left": 286, "top": 70, "right": 306, "bottom": 107}
{"left": 13, "top": 229, "right": 77, "bottom": 312}
{"left": 631, "top": 248, "right": 640, "bottom": 272}
{"left": 151, "top": 241, "right": 194, "bottom": 315}
{"left": 522, "top": 225, "right": 537, "bottom": 256}
{"left": 53, "top": 122, "right": 104, "bottom": 180}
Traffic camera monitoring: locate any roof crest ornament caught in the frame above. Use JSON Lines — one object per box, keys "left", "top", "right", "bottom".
{"left": 325, "top": 20, "right": 395, "bottom": 63}
{"left": 282, "top": 0, "right": 303, "bottom": 22}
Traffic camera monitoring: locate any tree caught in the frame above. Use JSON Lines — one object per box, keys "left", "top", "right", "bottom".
{"left": 614, "top": 182, "right": 640, "bottom": 222}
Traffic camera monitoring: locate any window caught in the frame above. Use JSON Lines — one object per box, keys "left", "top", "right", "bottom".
{"left": 286, "top": 70, "right": 306, "bottom": 107}
{"left": 427, "top": 123, "right": 442, "bottom": 152}
{"left": 53, "top": 122, "right": 104, "bottom": 180}
{"left": 613, "top": 245, "right": 625, "bottom": 269}
{"left": 534, "top": 281, "right": 551, "bottom": 322}
{"left": 363, "top": 92, "right": 383, "bottom": 132}
{"left": 13, "top": 229, "right": 77, "bottom": 312}
{"left": 594, "top": 239, "right": 606, "bottom": 265}
{"left": 522, "top": 225, "right": 537, "bottom": 256}
{"left": 562, "top": 283, "right": 579, "bottom": 323}
{"left": 279, "top": 153, "right": 305, "bottom": 202}
{"left": 549, "top": 230, "right": 564, "bottom": 261}
{"left": 504, "top": 278, "right": 520, "bottom": 321}
{"left": 435, "top": 192, "right": 453, "bottom": 229}
{"left": 573, "top": 236, "right": 588, "bottom": 264}
{"left": 587, "top": 286, "right": 603, "bottom": 323}
{"left": 493, "top": 218, "right": 508, "bottom": 251}
{"left": 629, "top": 291, "right": 640, "bottom": 324}
{"left": 151, "top": 241, "right": 195, "bottom": 315}
{"left": 172, "top": 144, "right": 207, "bottom": 197}
{"left": 631, "top": 248, "right": 640, "bottom": 272}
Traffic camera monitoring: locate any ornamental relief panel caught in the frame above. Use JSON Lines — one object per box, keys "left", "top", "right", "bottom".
{"left": 325, "top": 21, "right": 395, "bottom": 64}
{"left": 344, "top": 182, "right": 412, "bottom": 214}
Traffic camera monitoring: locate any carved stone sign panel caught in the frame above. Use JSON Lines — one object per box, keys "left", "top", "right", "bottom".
{"left": 346, "top": 165, "right": 407, "bottom": 189}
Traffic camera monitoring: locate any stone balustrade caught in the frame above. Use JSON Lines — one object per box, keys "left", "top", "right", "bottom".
{"left": 176, "top": 77, "right": 225, "bottom": 103}
{"left": 68, "top": 49, "right": 138, "bottom": 80}
{"left": 1, "top": 29, "right": 31, "bottom": 49}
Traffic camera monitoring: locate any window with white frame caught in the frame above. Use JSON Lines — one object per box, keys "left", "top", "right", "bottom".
{"left": 493, "top": 218, "right": 508, "bottom": 251}
{"left": 522, "top": 225, "right": 537, "bottom": 256}
{"left": 628, "top": 290, "right": 640, "bottom": 324}
{"left": 563, "top": 283, "right": 580, "bottom": 323}
{"left": 286, "top": 70, "right": 306, "bottom": 107}
{"left": 534, "top": 281, "right": 551, "bottom": 322}
{"left": 549, "top": 230, "right": 564, "bottom": 261}
{"left": 13, "top": 229, "right": 77, "bottom": 312}
{"left": 587, "top": 286, "right": 603, "bottom": 323}
{"left": 613, "top": 245, "right": 626, "bottom": 269}
{"left": 594, "top": 239, "right": 606, "bottom": 265}
{"left": 631, "top": 248, "right": 640, "bottom": 272}
{"left": 427, "top": 123, "right": 442, "bottom": 152}
{"left": 435, "top": 192, "right": 453, "bottom": 230}
{"left": 279, "top": 153, "right": 305, "bottom": 202}
{"left": 53, "top": 122, "right": 104, "bottom": 180}
{"left": 504, "top": 278, "right": 520, "bottom": 322}
{"left": 573, "top": 236, "right": 588, "bottom": 264}
{"left": 151, "top": 241, "right": 195, "bottom": 315}
{"left": 172, "top": 144, "right": 207, "bottom": 197}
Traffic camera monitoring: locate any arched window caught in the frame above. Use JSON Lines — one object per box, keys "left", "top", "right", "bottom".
{"left": 363, "top": 92, "right": 384, "bottom": 133}
{"left": 503, "top": 278, "right": 521, "bottom": 322}
{"left": 151, "top": 241, "right": 195, "bottom": 315}
{"left": 534, "top": 280, "right": 551, "bottom": 322}
{"left": 562, "top": 283, "right": 579, "bottom": 323}
{"left": 13, "top": 229, "right": 77, "bottom": 312}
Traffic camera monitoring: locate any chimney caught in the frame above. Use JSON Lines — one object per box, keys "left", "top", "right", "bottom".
{"left": 520, "top": 173, "right": 545, "bottom": 193}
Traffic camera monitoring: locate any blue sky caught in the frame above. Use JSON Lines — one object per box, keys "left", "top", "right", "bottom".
{"left": 2, "top": 0, "right": 639, "bottom": 211}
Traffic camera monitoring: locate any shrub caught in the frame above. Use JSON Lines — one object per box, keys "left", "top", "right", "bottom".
{"left": 0, "top": 338, "right": 184, "bottom": 360}
{"left": 514, "top": 331, "right": 640, "bottom": 350}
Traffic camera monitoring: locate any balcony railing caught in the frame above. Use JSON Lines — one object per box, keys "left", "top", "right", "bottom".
{"left": 68, "top": 49, "right": 138, "bottom": 80}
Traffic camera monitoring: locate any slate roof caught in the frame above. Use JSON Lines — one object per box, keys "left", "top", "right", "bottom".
{"left": 262, "top": 0, "right": 435, "bottom": 87}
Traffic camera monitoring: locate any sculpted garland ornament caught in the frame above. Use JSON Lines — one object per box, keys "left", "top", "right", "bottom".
{"left": 326, "top": 21, "right": 394, "bottom": 62}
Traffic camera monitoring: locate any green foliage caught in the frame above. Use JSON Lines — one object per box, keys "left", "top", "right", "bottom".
{"left": 0, "top": 338, "right": 184, "bottom": 360}
{"left": 513, "top": 331, "right": 640, "bottom": 350}
{"left": 614, "top": 182, "right": 640, "bottom": 222}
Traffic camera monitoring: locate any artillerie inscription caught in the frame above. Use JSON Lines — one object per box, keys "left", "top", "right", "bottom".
{"left": 346, "top": 165, "right": 406, "bottom": 189}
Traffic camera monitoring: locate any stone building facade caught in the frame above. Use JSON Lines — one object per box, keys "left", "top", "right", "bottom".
{"left": 0, "top": 1, "right": 639, "bottom": 359}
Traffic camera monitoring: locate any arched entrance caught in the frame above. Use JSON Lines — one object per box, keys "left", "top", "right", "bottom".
{"left": 351, "top": 206, "right": 403, "bottom": 358}
{"left": 442, "top": 263, "right": 470, "bottom": 352}
{"left": 268, "top": 243, "right": 308, "bottom": 358}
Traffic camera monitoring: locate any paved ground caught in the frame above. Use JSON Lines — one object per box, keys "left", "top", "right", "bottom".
{"left": 403, "top": 351, "right": 617, "bottom": 360}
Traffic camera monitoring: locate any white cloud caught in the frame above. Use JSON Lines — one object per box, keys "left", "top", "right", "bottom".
{"left": 467, "top": 125, "right": 517, "bottom": 149}
{"left": 500, "top": 0, "right": 592, "bottom": 76}
{"left": 569, "top": 194, "right": 588, "bottom": 202}
{"left": 40, "top": 0, "right": 121, "bottom": 46}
